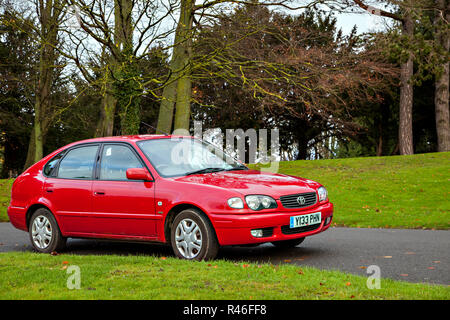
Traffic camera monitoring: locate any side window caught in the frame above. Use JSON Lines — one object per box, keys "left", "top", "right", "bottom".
{"left": 57, "top": 145, "right": 99, "bottom": 179}
{"left": 99, "top": 144, "right": 143, "bottom": 180}
{"left": 43, "top": 151, "right": 65, "bottom": 177}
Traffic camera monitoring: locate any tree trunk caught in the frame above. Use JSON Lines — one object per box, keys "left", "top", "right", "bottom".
{"left": 24, "top": 0, "right": 59, "bottom": 170}
{"left": 296, "top": 145, "right": 308, "bottom": 160}
{"left": 398, "top": 16, "right": 414, "bottom": 155}
{"left": 113, "top": 0, "right": 141, "bottom": 135}
{"left": 157, "top": 0, "right": 194, "bottom": 133}
{"left": 434, "top": 0, "right": 450, "bottom": 152}
{"left": 295, "top": 127, "right": 308, "bottom": 160}
{"left": 95, "top": 90, "right": 116, "bottom": 137}
{"left": 376, "top": 132, "right": 383, "bottom": 156}
{"left": 23, "top": 129, "right": 36, "bottom": 170}
{"left": 157, "top": 80, "right": 177, "bottom": 134}
{"left": 174, "top": 74, "right": 192, "bottom": 131}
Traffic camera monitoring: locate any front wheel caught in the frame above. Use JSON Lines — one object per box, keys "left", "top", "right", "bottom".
{"left": 29, "top": 208, "right": 66, "bottom": 253}
{"left": 271, "top": 237, "right": 305, "bottom": 248}
{"left": 170, "top": 209, "right": 219, "bottom": 261}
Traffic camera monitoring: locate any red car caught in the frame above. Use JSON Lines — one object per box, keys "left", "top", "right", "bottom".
{"left": 8, "top": 135, "right": 333, "bottom": 260}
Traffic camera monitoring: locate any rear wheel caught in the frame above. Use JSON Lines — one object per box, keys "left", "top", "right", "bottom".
{"left": 170, "top": 209, "right": 219, "bottom": 261}
{"left": 271, "top": 237, "right": 305, "bottom": 248}
{"left": 29, "top": 208, "right": 66, "bottom": 253}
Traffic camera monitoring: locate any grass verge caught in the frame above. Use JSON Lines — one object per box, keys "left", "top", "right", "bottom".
{"left": 0, "top": 252, "right": 448, "bottom": 300}
{"left": 0, "top": 179, "right": 13, "bottom": 223}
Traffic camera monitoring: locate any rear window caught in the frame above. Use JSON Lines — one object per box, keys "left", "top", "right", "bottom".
{"left": 43, "top": 152, "right": 65, "bottom": 177}
{"left": 57, "top": 145, "right": 99, "bottom": 179}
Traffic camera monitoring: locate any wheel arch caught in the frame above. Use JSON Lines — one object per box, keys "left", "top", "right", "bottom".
{"left": 163, "top": 203, "right": 217, "bottom": 246}
{"left": 26, "top": 203, "right": 52, "bottom": 229}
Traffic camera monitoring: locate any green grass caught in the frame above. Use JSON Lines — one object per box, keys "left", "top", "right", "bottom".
{"left": 0, "top": 179, "right": 13, "bottom": 223}
{"left": 252, "top": 152, "right": 450, "bottom": 230}
{"left": 0, "top": 153, "right": 449, "bottom": 229}
{"left": 0, "top": 252, "right": 448, "bottom": 300}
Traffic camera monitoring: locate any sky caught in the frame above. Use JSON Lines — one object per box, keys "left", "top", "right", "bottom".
{"left": 336, "top": 10, "right": 389, "bottom": 34}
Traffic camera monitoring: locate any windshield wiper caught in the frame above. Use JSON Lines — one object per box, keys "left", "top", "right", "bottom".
{"left": 224, "top": 165, "right": 248, "bottom": 171}
{"left": 185, "top": 167, "right": 226, "bottom": 176}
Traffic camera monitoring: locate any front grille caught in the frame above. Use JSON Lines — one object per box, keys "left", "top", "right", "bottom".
{"left": 261, "top": 227, "right": 274, "bottom": 237}
{"left": 281, "top": 224, "right": 320, "bottom": 235}
{"left": 280, "top": 192, "right": 317, "bottom": 208}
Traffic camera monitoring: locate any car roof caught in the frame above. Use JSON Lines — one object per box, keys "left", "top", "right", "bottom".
{"left": 73, "top": 134, "right": 192, "bottom": 145}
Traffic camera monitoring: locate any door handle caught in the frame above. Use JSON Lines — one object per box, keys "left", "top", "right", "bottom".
{"left": 45, "top": 189, "right": 53, "bottom": 193}
{"left": 94, "top": 191, "right": 105, "bottom": 195}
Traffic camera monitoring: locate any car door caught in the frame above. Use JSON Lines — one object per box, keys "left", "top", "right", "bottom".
{"left": 90, "top": 143, "right": 156, "bottom": 237}
{"left": 43, "top": 144, "right": 99, "bottom": 235}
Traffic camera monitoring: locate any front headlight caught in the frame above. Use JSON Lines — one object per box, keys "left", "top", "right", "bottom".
{"left": 318, "top": 186, "right": 328, "bottom": 202}
{"left": 245, "top": 195, "right": 277, "bottom": 211}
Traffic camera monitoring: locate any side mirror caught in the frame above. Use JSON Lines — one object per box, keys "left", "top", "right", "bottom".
{"left": 126, "top": 168, "right": 152, "bottom": 181}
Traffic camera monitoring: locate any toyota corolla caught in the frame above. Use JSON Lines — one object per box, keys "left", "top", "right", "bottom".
{"left": 8, "top": 135, "right": 333, "bottom": 260}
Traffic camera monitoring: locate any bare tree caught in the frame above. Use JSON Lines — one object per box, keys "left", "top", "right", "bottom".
{"left": 156, "top": 0, "right": 324, "bottom": 133}
{"left": 62, "top": 0, "right": 178, "bottom": 135}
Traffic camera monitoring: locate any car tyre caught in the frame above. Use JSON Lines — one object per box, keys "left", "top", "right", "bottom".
{"left": 170, "top": 209, "right": 219, "bottom": 261}
{"left": 271, "top": 237, "right": 305, "bottom": 248}
{"left": 29, "top": 208, "right": 66, "bottom": 253}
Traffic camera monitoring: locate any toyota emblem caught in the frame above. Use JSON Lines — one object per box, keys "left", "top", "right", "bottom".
{"left": 297, "top": 196, "right": 306, "bottom": 205}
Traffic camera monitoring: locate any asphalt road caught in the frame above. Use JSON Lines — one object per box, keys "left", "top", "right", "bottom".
{"left": 0, "top": 222, "right": 448, "bottom": 285}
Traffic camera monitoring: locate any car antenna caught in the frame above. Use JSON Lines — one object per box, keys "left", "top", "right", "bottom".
{"left": 141, "top": 121, "right": 169, "bottom": 136}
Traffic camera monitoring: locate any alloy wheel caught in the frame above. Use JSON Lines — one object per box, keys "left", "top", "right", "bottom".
{"left": 175, "top": 218, "right": 203, "bottom": 259}
{"left": 31, "top": 215, "right": 52, "bottom": 249}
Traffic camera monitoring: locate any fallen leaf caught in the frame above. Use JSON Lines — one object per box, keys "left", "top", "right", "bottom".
{"left": 345, "top": 282, "right": 351, "bottom": 286}
{"left": 400, "top": 274, "right": 409, "bottom": 277}
{"left": 383, "top": 256, "right": 392, "bottom": 259}
{"left": 427, "top": 267, "right": 435, "bottom": 270}
{"left": 61, "top": 265, "right": 68, "bottom": 270}
{"left": 359, "top": 266, "right": 367, "bottom": 269}
{"left": 297, "top": 269, "right": 304, "bottom": 275}
{"left": 50, "top": 251, "right": 59, "bottom": 256}
{"left": 160, "top": 257, "right": 167, "bottom": 260}
{"left": 284, "top": 259, "right": 291, "bottom": 263}
{"left": 433, "top": 261, "right": 441, "bottom": 264}
{"left": 62, "top": 261, "right": 69, "bottom": 265}
{"left": 242, "top": 264, "right": 250, "bottom": 268}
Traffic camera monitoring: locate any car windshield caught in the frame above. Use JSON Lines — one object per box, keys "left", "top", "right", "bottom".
{"left": 137, "top": 138, "right": 247, "bottom": 177}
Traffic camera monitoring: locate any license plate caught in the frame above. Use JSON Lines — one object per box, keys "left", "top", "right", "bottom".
{"left": 290, "top": 212, "right": 321, "bottom": 228}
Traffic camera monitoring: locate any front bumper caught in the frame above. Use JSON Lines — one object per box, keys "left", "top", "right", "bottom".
{"left": 209, "top": 202, "right": 333, "bottom": 246}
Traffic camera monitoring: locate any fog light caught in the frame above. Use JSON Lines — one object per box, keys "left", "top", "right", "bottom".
{"left": 251, "top": 229, "right": 263, "bottom": 238}
{"left": 325, "top": 216, "right": 332, "bottom": 225}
